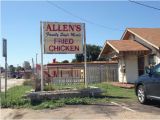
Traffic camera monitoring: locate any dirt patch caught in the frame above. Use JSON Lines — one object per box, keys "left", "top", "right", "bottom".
{"left": 110, "top": 82, "right": 134, "bottom": 89}
{"left": 1, "top": 103, "right": 160, "bottom": 120}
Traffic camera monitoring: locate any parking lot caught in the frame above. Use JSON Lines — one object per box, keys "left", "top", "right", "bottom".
{"left": 1, "top": 101, "right": 160, "bottom": 120}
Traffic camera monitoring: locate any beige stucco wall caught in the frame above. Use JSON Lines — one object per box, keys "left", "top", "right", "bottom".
{"left": 118, "top": 56, "right": 127, "bottom": 83}
{"left": 125, "top": 55, "right": 138, "bottom": 83}
{"left": 118, "top": 54, "right": 138, "bottom": 83}
{"left": 155, "top": 51, "right": 160, "bottom": 64}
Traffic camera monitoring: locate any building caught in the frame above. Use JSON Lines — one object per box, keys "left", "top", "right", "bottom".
{"left": 36, "top": 61, "right": 118, "bottom": 84}
{"left": 99, "top": 28, "right": 160, "bottom": 83}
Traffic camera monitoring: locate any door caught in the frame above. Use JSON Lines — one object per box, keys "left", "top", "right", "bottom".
{"left": 138, "top": 56, "right": 144, "bottom": 76}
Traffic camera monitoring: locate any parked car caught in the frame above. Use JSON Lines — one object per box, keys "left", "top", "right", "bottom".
{"left": 16, "top": 73, "right": 22, "bottom": 79}
{"left": 135, "top": 63, "right": 160, "bottom": 104}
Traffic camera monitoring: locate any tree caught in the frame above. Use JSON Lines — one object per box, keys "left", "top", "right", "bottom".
{"left": 0, "top": 67, "right": 5, "bottom": 73}
{"left": 8, "top": 65, "right": 15, "bottom": 73}
{"left": 74, "top": 44, "right": 102, "bottom": 62}
{"left": 23, "top": 61, "right": 31, "bottom": 70}
{"left": 71, "top": 59, "right": 77, "bottom": 63}
{"left": 16, "top": 66, "right": 23, "bottom": 72}
{"left": 62, "top": 60, "right": 69, "bottom": 63}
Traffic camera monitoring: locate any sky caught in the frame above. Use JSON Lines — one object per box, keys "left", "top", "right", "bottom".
{"left": 1, "top": 0, "right": 160, "bottom": 67}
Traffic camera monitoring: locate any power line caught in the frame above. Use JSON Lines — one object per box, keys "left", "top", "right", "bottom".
{"left": 129, "top": 0, "right": 160, "bottom": 11}
{"left": 46, "top": 0, "right": 124, "bottom": 31}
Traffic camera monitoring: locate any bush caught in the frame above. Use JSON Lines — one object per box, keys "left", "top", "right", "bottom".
{"left": 44, "top": 84, "right": 55, "bottom": 91}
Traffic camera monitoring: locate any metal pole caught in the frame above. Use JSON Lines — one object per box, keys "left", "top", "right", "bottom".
{"left": 0, "top": 65, "right": 1, "bottom": 93}
{"left": 3, "top": 39, "right": 8, "bottom": 98}
{"left": 5, "top": 55, "right": 7, "bottom": 98}
{"left": 32, "top": 58, "right": 35, "bottom": 74}
{"left": 40, "top": 21, "right": 44, "bottom": 91}
{"left": 36, "top": 53, "right": 38, "bottom": 73}
{"left": 83, "top": 23, "right": 87, "bottom": 88}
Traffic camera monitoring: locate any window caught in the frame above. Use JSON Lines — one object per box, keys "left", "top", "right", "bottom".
{"left": 148, "top": 54, "right": 156, "bottom": 65}
{"left": 154, "top": 64, "right": 160, "bottom": 76}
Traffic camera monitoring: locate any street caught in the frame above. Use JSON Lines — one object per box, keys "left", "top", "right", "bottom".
{"left": 1, "top": 101, "right": 160, "bottom": 120}
{"left": 0, "top": 78, "right": 26, "bottom": 92}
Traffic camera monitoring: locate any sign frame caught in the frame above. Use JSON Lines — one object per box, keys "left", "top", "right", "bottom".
{"left": 40, "top": 21, "right": 87, "bottom": 91}
{"left": 43, "top": 22, "right": 84, "bottom": 54}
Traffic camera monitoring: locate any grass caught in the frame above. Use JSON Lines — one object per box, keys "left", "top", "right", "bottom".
{"left": 44, "top": 83, "right": 84, "bottom": 91}
{"left": 0, "top": 85, "right": 32, "bottom": 108}
{"left": 94, "top": 83, "right": 137, "bottom": 102}
{"left": 0, "top": 81, "right": 136, "bottom": 109}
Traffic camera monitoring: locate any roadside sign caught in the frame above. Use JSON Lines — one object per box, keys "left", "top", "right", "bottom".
{"left": 2, "top": 38, "right": 7, "bottom": 57}
{"left": 43, "top": 22, "right": 83, "bottom": 54}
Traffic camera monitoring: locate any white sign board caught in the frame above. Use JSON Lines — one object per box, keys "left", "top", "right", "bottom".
{"left": 43, "top": 22, "right": 83, "bottom": 54}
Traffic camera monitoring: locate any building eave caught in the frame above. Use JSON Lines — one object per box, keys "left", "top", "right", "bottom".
{"left": 123, "top": 28, "right": 159, "bottom": 50}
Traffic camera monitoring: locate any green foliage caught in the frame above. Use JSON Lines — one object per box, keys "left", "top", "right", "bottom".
{"left": 94, "top": 83, "right": 136, "bottom": 102}
{"left": 61, "top": 60, "right": 69, "bottom": 63}
{"left": 16, "top": 66, "right": 24, "bottom": 72}
{"left": 0, "top": 83, "right": 136, "bottom": 109}
{"left": 75, "top": 44, "right": 102, "bottom": 62}
{"left": 63, "top": 97, "right": 93, "bottom": 105}
{"left": 71, "top": 59, "right": 77, "bottom": 63}
{"left": 8, "top": 65, "right": 15, "bottom": 73}
{"left": 0, "top": 86, "right": 32, "bottom": 108}
{"left": 32, "top": 100, "right": 65, "bottom": 109}
{"left": 44, "top": 84, "right": 55, "bottom": 91}
{"left": 44, "top": 83, "right": 85, "bottom": 91}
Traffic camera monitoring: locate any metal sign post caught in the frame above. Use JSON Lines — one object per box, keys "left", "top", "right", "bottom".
{"left": 0, "top": 65, "right": 1, "bottom": 93}
{"left": 40, "top": 21, "right": 44, "bottom": 91}
{"left": 36, "top": 53, "right": 38, "bottom": 74}
{"left": 83, "top": 23, "right": 87, "bottom": 88}
{"left": 2, "top": 38, "right": 7, "bottom": 98}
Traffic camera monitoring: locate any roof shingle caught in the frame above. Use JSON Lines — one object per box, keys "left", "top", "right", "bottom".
{"left": 127, "top": 28, "right": 160, "bottom": 49}
{"left": 107, "top": 40, "right": 149, "bottom": 52}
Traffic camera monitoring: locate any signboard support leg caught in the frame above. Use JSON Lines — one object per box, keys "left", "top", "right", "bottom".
{"left": 40, "top": 21, "right": 44, "bottom": 91}
{"left": 83, "top": 23, "right": 87, "bottom": 88}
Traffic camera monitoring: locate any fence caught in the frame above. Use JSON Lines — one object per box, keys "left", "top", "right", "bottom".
{"left": 50, "top": 63, "right": 118, "bottom": 85}
{"left": 87, "top": 64, "right": 118, "bottom": 83}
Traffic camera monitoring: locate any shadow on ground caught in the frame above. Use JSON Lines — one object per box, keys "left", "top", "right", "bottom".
{"left": 145, "top": 100, "right": 160, "bottom": 108}
{"left": 12, "top": 111, "right": 27, "bottom": 119}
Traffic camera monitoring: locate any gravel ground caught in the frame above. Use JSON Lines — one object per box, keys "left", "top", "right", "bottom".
{"left": 0, "top": 78, "right": 26, "bottom": 92}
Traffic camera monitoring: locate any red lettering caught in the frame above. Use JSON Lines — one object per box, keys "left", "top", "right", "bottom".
{"left": 46, "top": 24, "right": 82, "bottom": 32}
{"left": 63, "top": 25, "right": 68, "bottom": 31}
{"left": 52, "top": 24, "right": 58, "bottom": 31}
{"left": 76, "top": 25, "right": 81, "bottom": 31}
{"left": 54, "top": 38, "right": 74, "bottom": 44}
{"left": 49, "top": 45, "right": 80, "bottom": 52}
{"left": 69, "top": 25, "right": 74, "bottom": 31}
{"left": 46, "top": 24, "right": 52, "bottom": 31}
